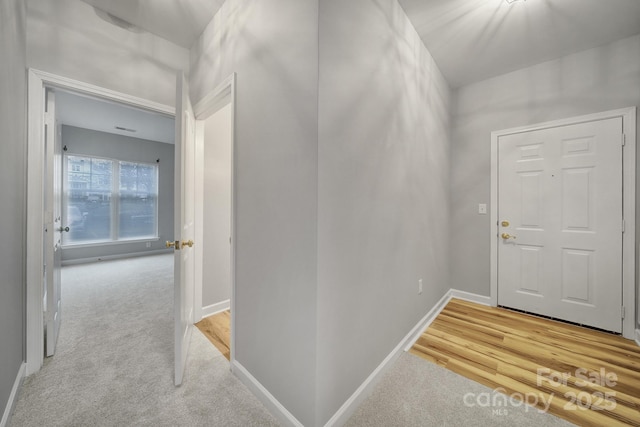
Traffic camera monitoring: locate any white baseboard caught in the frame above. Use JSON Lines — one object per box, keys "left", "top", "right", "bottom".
{"left": 202, "top": 300, "right": 230, "bottom": 318}
{"left": 403, "top": 290, "right": 454, "bottom": 352}
{"left": 403, "top": 288, "right": 491, "bottom": 353}
{"left": 449, "top": 289, "right": 491, "bottom": 306}
{"left": 325, "top": 289, "right": 485, "bottom": 427}
{"left": 228, "top": 289, "right": 490, "bottom": 427}
{"left": 325, "top": 289, "right": 491, "bottom": 426}
{"left": 61, "top": 249, "right": 171, "bottom": 266}
{"left": 231, "top": 360, "right": 303, "bottom": 427}
{"left": 635, "top": 329, "right": 640, "bottom": 347}
{"left": 1, "top": 362, "right": 25, "bottom": 427}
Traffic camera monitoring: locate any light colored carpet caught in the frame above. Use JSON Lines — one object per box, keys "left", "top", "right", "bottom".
{"left": 345, "top": 352, "right": 574, "bottom": 427}
{"left": 10, "top": 253, "right": 574, "bottom": 426}
{"left": 9, "top": 254, "right": 279, "bottom": 427}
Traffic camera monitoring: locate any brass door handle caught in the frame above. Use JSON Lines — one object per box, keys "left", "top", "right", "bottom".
{"left": 501, "top": 233, "right": 516, "bottom": 240}
{"left": 166, "top": 240, "right": 180, "bottom": 249}
{"left": 58, "top": 226, "right": 70, "bottom": 232}
{"left": 181, "top": 240, "right": 194, "bottom": 249}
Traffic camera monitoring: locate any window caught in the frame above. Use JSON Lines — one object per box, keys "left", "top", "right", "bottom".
{"left": 118, "top": 162, "right": 158, "bottom": 239}
{"left": 65, "top": 156, "right": 113, "bottom": 243}
{"left": 63, "top": 155, "right": 158, "bottom": 245}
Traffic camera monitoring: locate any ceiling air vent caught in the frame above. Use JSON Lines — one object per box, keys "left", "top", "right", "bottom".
{"left": 115, "top": 126, "right": 137, "bottom": 133}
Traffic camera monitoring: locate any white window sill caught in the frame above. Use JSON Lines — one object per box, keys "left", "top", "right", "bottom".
{"left": 62, "top": 237, "right": 160, "bottom": 249}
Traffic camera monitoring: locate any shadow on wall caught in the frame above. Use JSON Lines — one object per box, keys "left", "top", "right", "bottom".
{"left": 26, "top": 0, "right": 188, "bottom": 107}
{"left": 450, "top": 34, "right": 640, "bottom": 297}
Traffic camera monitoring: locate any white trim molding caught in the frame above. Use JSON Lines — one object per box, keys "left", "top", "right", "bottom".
{"left": 326, "top": 289, "right": 488, "bottom": 427}
{"left": 201, "top": 299, "right": 231, "bottom": 319}
{"left": 26, "top": 69, "right": 174, "bottom": 375}
{"left": 231, "top": 290, "right": 487, "bottom": 426}
{"left": 403, "top": 289, "right": 490, "bottom": 353}
{"left": 192, "top": 73, "right": 237, "bottom": 361}
{"left": 61, "top": 249, "right": 170, "bottom": 266}
{"left": 326, "top": 290, "right": 447, "bottom": 426}
{"left": 323, "top": 288, "right": 637, "bottom": 426}
{"left": 28, "top": 70, "right": 173, "bottom": 115}
{"left": 490, "top": 107, "right": 637, "bottom": 340}
{"left": 402, "top": 291, "right": 454, "bottom": 353}
{"left": 1, "top": 363, "right": 25, "bottom": 427}
{"left": 231, "top": 360, "right": 304, "bottom": 427}
{"left": 449, "top": 289, "right": 492, "bottom": 306}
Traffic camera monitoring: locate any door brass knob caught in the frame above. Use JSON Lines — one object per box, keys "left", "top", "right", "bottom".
{"left": 181, "top": 240, "right": 194, "bottom": 249}
{"left": 501, "top": 233, "right": 516, "bottom": 240}
{"left": 166, "top": 240, "right": 180, "bottom": 249}
{"left": 58, "top": 226, "right": 70, "bottom": 232}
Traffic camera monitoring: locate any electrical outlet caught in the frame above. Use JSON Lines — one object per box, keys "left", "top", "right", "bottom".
{"left": 418, "top": 279, "right": 423, "bottom": 295}
{"left": 478, "top": 203, "right": 487, "bottom": 215}
{"left": 146, "top": 242, "right": 151, "bottom": 248}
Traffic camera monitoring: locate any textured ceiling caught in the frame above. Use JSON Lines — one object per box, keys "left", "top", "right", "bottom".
{"left": 398, "top": 0, "right": 640, "bottom": 87}
{"left": 80, "top": 0, "right": 640, "bottom": 87}
{"left": 81, "top": 0, "right": 225, "bottom": 48}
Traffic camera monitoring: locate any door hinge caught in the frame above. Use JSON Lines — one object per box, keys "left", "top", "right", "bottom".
{"left": 622, "top": 133, "right": 626, "bottom": 146}
{"left": 622, "top": 219, "right": 625, "bottom": 233}
{"left": 621, "top": 306, "right": 626, "bottom": 319}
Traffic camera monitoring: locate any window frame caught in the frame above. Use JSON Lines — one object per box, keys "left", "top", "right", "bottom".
{"left": 62, "top": 153, "right": 159, "bottom": 247}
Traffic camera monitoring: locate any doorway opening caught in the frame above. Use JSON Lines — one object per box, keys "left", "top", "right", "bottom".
{"left": 26, "top": 69, "right": 176, "bottom": 375}
{"left": 192, "top": 75, "right": 236, "bottom": 363}
{"left": 48, "top": 88, "right": 176, "bottom": 357}
{"left": 28, "top": 70, "right": 238, "bottom": 388}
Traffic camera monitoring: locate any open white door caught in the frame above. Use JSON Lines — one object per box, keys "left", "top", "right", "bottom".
{"left": 173, "top": 72, "right": 196, "bottom": 386}
{"left": 44, "top": 88, "right": 62, "bottom": 357}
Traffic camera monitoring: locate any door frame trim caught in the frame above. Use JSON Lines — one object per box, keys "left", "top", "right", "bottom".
{"left": 490, "top": 107, "right": 637, "bottom": 340}
{"left": 192, "top": 73, "right": 237, "bottom": 363}
{"left": 26, "top": 69, "right": 174, "bottom": 375}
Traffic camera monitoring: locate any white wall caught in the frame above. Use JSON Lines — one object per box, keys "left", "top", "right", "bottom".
{"left": 316, "top": 0, "right": 452, "bottom": 423}
{"left": 0, "top": 0, "right": 26, "bottom": 419}
{"left": 192, "top": 1, "right": 452, "bottom": 424}
{"left": 190, "top": 1, "right": 319, "bottom": 424}
{"left": 202, "top": 104, "right": 232, "bottom": 307}
{"left": 451, "top": 34, "right": 640, "bottom": 328}
{"left": 26, "top": 0, "right": 189, "bottom": 107}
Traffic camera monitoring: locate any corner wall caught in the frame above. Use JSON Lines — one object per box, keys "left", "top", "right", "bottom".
{"left": 0, "top": 0, "right": 27, "bottom": 420}
{"left": 190, "top": 1, "right": 320, "bottom": 424}
{"left": 451, "top": 34, "right": 640, "bottom": 329}
{"left": 316, "top": 0, "right": 452, "bottom": 423}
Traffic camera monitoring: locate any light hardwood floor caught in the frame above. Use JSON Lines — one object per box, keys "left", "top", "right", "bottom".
{"left": 410, "top": 298, "right": 640, "bottom": 427}
{"left": 195, "top": 310, "right": 231, "bottom": 361}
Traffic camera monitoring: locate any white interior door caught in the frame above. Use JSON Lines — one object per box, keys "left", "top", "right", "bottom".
{"left": 497, "top": 117, "right": 623, "bottom": 333}
{"left": 173, "top": 72, "right": 196, "bottom": 386}
{"left": 44, "top": 88, "right": 62, "bottom": 356}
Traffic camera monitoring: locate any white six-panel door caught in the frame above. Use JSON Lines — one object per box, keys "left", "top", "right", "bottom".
{"left": 497, "top": 117, "right": 623, "bottom": 333}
